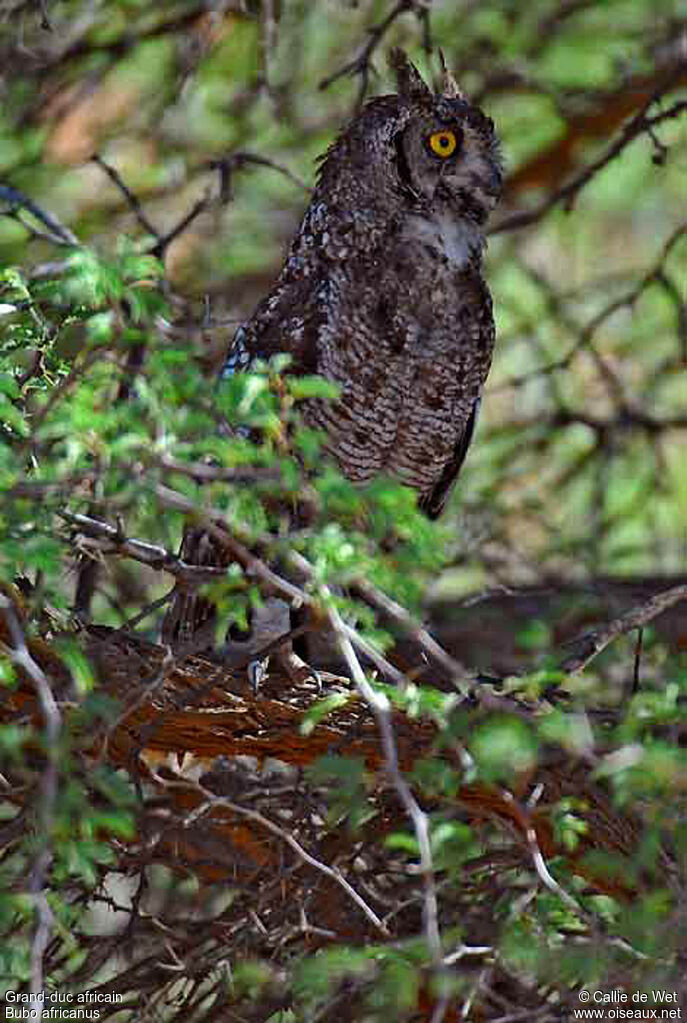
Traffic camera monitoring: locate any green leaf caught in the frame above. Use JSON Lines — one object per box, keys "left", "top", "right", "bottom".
{"left": 470, "top": 716, "right": 538, "bottom": 782}
{"left": 300, "top": 691, "right": 351, "bottom": 734}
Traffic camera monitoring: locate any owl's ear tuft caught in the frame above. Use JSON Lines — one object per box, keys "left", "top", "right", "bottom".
{"left": 438, "top": 48, "right": 466, "bottom": 101}
{"left": 389, "top": 48, "right": 431, "bottom": 101}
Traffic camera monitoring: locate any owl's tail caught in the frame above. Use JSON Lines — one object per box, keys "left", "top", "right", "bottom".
{"left": 161, "top": 526, "right": 229, "bottom": 654}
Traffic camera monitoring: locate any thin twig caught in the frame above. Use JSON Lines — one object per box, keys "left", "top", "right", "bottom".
{"left": 319, "top": 0, "right": 423, "bottom": 110}
{"left": 97, "top": 646, "right": 175, "bottom": 762}
{"left": 494, "top": 96, "right": 686, "bottom": 235}
{"left": 119, "top": 591, "right": 176, "bottom": 631}
{"left": 211, "top": 152, "right": 311, "bottom": 194}
{"left": 91, "top": 154, "right": 161, "bottom": 240}
{"left": 0, "top": 183, "right": 79, "bottom": 246}
{"left": 489, "top": 223, "right": 687, "bottom": 393}
{"left": 325, "top": 597, "right": 443, "bottom": 965}
{"left": 631, "top": 628, "right": 644, "bottom": 695}
{"left": 150, "top": 192, "right": 212, "bottom": 259}
{"left": 525, "top": 819, "right": 648, "bottom": 962}
{"left": 62, "top": 504, "right": 451, "bottom": 690}
{"left": 352, "top": 578, "right": 473, "bottom": 694}
{"left": 525, "top": 822, "right": 581, "bottom": 915}
{"left": 180, "top": 780, "right": 390, "bottom": 937}
{"left": 28, "top": 348, "right": 104, "bottom": 436}
{"left": 560, "top": 584, "right": 687, "bottom": 674}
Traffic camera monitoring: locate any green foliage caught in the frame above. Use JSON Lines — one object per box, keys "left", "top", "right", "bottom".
{"left": 0, "top": 1, "right": 684, "bottom": 1019}
{"left": 470, "top": 716, "right": 539, "bottom": 781}
{"left": 306, "top": 756, "right": 373, "bottom": 832}
{"left": 0, "top": 687, "right": 136, "bottom": 985}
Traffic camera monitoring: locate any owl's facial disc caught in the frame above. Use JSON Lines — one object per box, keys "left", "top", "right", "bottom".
{"left": 395, "top": 101, "right": 502, "bottom": 225}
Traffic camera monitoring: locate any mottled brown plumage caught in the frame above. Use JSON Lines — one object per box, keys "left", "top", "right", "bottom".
{"left": 163, "top": 52, "right": 502, "bottom": 668}
{"left": 223, "top": 50, "right": 502, "bottom": 517}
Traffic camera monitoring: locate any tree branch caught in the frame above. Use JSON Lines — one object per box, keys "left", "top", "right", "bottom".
{"left": 494, "top": 91, "right": 686, "bottom": 235}
{"left": 177, "top": 777, "right": 390, "bottom": 937}
{"left": 325, "top": 597, "right": 443, "bottom": 964}
{"left": 59, "top": 510, "right": 230, "bottom": 584}
{"left": 560, "top": 584, "right": 687, "bottom": 674}
{"left": 60, "top": 506, "right": 687, "bottom": 688}
{"left": 319, "top": 0, "right": 428, "bottom": 111}
{"left": 0, "top": 183, "right": 79, "bottom": 247}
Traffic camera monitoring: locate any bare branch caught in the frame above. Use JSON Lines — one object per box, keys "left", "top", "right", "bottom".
{"left": 92, "top": 154, "right": 161, "bottom": 240}
{"left": 525, "top": 822, "right": 581, "bottom": 915}
{"left": 494, "top": 91, "right": 686, "bottom": 235}
{"left": 210, "top": 152, "right": 311, "bottom": 194}
{"left": 489, "top": 223, "right": 687, "bottom": 394}
{"left": 4, "top": 474, "right": 95, "bottom": 499}
{"left": 155, "top": 454, "right": 281, "bottom": 485}
{"left": 560, "top": 584, "right": 687, "bottom": 674}
{"left": 325, "top": 597, "right": 443, "bottom": 965}
{"left": 59, "top": 510, "right": 230, "bottom": 584}
{"left": 61, "top": 500, "right": 475, "bottom": 698}
{"left": 352, "top": 578, "right": 473, "bottom": 695}
{"left": 179, "top": 779, "right": 390, "bottom": 937}
{"left": 150, "top": 191, "right": 212, "bottom": 260}
{"left": 0, "top": 183, "right": 79, "bottom": 246}
{"left": 319, "top": 0, "right": 427, "bottom": 111}
{"left": 60, "top": 502, "right": 687, "bottom": 698}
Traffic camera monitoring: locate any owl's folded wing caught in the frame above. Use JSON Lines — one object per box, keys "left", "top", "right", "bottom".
{"left": 419, "top": 398, "right": 480, "bottom": 519}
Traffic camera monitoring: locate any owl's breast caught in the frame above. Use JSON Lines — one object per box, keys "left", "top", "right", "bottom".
{"left": 300, "top": 247, "right": 495, "bottom": 501}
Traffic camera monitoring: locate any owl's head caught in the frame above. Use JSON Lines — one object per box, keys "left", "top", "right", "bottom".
{"left": 388, "top": 49, "right": 502, "bottom": 225}
{"left": 317, "top": 51, "right": 502, "bottom": 234}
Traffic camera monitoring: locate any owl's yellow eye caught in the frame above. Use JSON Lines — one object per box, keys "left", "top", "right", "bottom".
{"left": 428, "top": 130, "right": 458, "bottom": 157}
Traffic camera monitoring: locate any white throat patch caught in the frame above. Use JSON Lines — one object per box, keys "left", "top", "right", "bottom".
{"left": 403, "top": 214, "right": 482, "bottom": 269}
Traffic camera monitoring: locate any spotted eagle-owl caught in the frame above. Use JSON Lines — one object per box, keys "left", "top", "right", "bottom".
{"left": 163, "top": 51, "right": 502, "bottom": 663}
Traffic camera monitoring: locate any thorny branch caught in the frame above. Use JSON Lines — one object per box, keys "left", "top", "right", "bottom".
{"left": 59, "top": 510, "right": 230, "bottom": 584}
{"left": 61, "top": 507, "right": 686, "bottom": 688}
